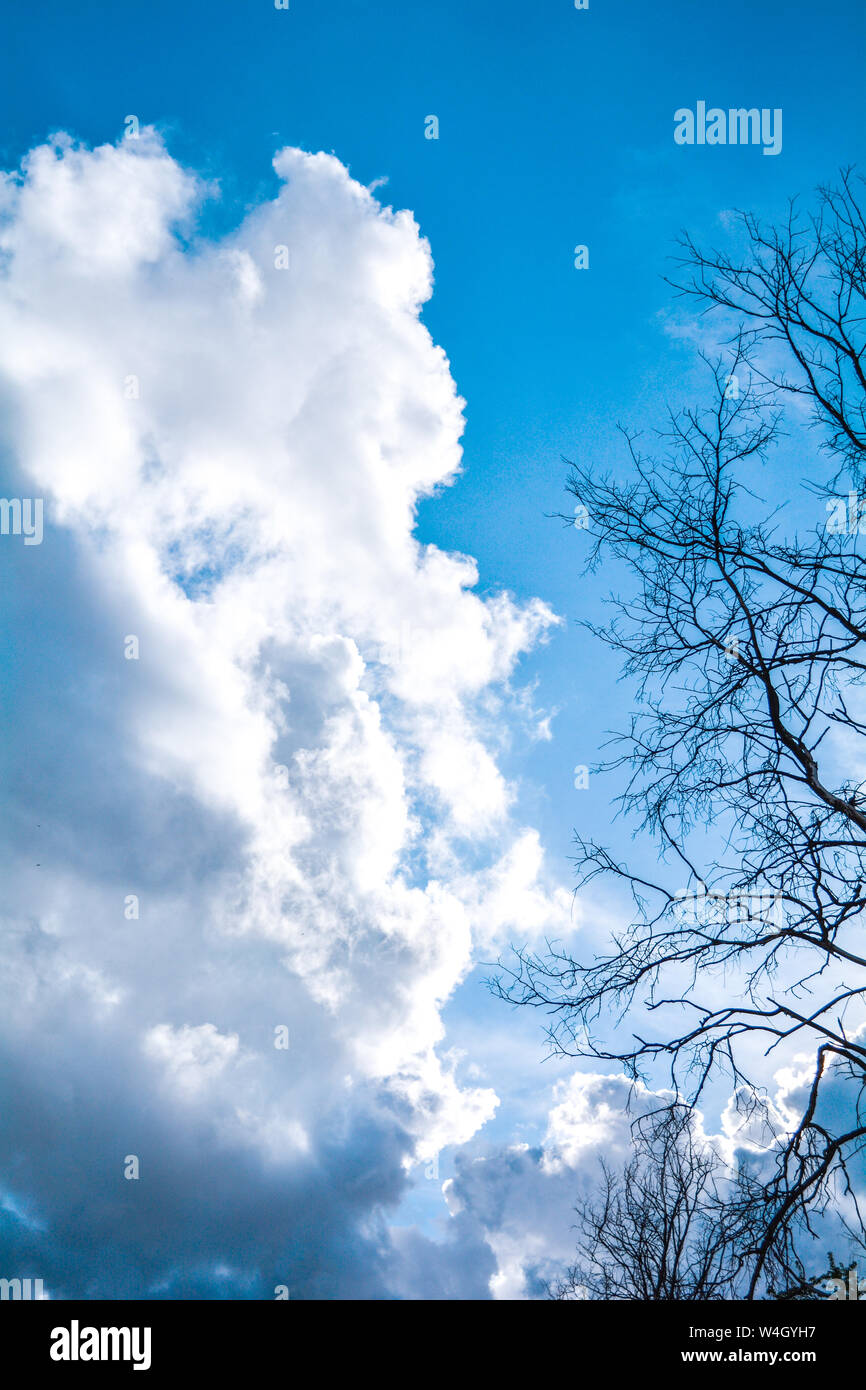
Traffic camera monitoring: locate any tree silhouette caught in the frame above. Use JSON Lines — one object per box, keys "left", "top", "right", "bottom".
{"left": 496, "top": 171, "right": 866, "bottom": 1296}
{"left": 549, "top": 1105, "right": 760, "bottom": 1300}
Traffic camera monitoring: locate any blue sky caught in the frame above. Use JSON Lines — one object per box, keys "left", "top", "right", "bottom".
{"left": 1, "top": 0, "right": 864, "bottom": 1298}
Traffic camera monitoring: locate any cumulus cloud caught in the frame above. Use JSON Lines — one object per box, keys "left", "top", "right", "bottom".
{"left": 0, "top": 130, "right": 573, "bottom": 1298}
{"left": 389, "top": 1073, "right": 687, "bottom": 1300}
{"left": 396, "top": 1065, "right": 855, "bottom": 1301}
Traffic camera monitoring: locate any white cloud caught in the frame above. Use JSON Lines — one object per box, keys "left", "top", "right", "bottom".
{"left": 0, "top": 130, "right": 573, "bottom": 1297}
{"left": 143, "top": 1023, "right": 241, "bottom": 1098}
{"left": 393, "top": 1073, "right": 679, "bottom": 1300}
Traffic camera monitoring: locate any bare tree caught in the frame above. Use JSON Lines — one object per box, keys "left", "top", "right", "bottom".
{"left": 550, "top": 1105, "right": 856, "bottom": 1302}
{"left": 550, "top": 1106, "right": 757, "bottom": 1300}
{"left": 670, "top": 168, "right": 866, "bottom": 480}
{"left": 496, "top": 172, "right": 866, "bottom": 1296}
